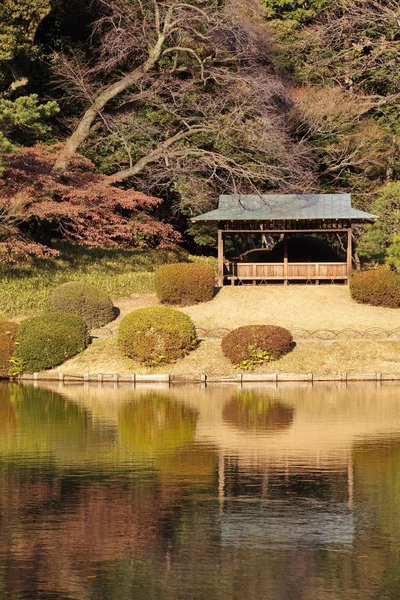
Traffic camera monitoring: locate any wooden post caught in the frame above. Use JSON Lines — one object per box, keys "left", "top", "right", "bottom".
{"left": 283, "top": 234, "right": 288, "bottom": 285}
{"left": 347, "top": 227, "right": 352, "bottom": 283}
{"left": 218, "top": 225, "right": 224, "bottom": 287}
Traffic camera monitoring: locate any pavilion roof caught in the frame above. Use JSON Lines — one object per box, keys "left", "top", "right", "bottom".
{"left": 191, "top": 194, "right": 378, "bottom": 223}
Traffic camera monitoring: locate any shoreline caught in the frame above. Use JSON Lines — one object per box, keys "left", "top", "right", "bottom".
{"left": 9, "top": 371, "right": 400, "bottom": 385}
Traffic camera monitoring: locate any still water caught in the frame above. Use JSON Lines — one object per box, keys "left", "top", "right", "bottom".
{"left": 1, "top": 382, "right": 400, "bottom": 599}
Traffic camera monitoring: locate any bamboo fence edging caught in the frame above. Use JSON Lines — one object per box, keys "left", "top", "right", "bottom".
{"left": 12, "top": 372, "right": 400, "bottom": 385}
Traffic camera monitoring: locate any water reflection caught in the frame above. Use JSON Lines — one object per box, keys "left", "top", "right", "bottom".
{"left": 0, "top": 383, "right": 400, "bottom": 599}
{"left": 222, "top": 390, "right": 294, "bottom": 433}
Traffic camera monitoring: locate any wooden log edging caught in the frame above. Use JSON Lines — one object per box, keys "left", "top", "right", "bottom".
{"left": 17, "top": 373, "right": 170, "bottom": 384}
{"left": 201, "top": 372, "right": 400, "bottom": 384}
{"left": 12, "top": 372, "right": 400, "bottom": 385}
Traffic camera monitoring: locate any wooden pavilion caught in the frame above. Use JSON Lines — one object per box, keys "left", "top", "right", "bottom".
{"left": 192, "top": 194, "right": 378, "bottom": 286}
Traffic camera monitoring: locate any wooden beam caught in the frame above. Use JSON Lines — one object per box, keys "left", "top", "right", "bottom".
{"left": 347, "top": 228, "right": 352, "bottom": 283}
{"left": 218, "top": 227, "right": 224, "bottom": 287}
{"left": 283, "top": 234, "right": 288, "bottom": 285}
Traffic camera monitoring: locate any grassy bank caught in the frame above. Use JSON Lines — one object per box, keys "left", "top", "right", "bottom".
{"left": 50, "top": 338, "right": 400, "bottom": 379}
{"left": 0, "top": 245, "right": 217, "bottom": 319}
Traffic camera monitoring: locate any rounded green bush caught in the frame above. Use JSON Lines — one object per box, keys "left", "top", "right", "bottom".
{"left": 0, "top": 322, "right": 19, "bottom": 378}
{"left": 222, "top": 325, "right": 293, "bottom": 369}
{"left": 350, "top": 268, "right": 400, "bottom": 308}
{"left": 14, "top": 313, "right": 89, "bottom": 373}
{"left": 155, "top": 263, "right": 215, "bottom": 306}
{"left": 118, "top": 306, "right": 197, "bottom": 364}
{"left": 50, "top": 282, "right": 115, "bottom": 328}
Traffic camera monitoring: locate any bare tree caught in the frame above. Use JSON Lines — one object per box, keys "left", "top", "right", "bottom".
{"left": 52, "top": 0, "right": 315, "bottom": 204}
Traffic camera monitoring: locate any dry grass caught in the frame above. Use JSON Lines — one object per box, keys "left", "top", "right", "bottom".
{"left": 181, "top": 286, "right": 400, "bottom": 332}
{"left": 45, "top": 285, "right": 400, "bottom": 378}
{"left": 53, "top": 338, "right": 400, "bottom": 379}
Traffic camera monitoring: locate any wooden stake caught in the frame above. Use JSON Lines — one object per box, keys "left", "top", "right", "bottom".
{"left": 283, "top": 234, "right": 288, "bottom": 285}
{"left": 347, "top": 228, "right": 352, "bottom": 283}
{"left": 218, "top": 226, "right": 224, "bottom": 287}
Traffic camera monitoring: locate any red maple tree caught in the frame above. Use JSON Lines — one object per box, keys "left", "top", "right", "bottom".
{"left": 0, "top": 145, "right": 179, "bottom": 261}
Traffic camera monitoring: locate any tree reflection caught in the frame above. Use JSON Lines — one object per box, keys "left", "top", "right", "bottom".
{"left": 222, "top": 390, "right": 295, "bottom": 433}
{"left": 118, "top": 394, "right": 198, "bottom": 458}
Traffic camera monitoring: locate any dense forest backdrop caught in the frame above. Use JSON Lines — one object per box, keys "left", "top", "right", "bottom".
{"left": 0, "top": 0, "right": 399, "bottom": 262}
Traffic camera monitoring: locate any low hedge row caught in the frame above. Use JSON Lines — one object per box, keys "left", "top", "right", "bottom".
{"left": 155, "top": 263, "right": 215, "bottom": 306}
{"left": 50, "top": 282, "right": 115, "bottom": 328}
{"left": 350, "top": 268, "right": 400, "bottom": 308}
{"left": 0, "top": 322, "right": 19, "bottom": 378}
{"left": 14, "top": 312, "right": 89, "bottom": 373}
{"left": 118, "top": 306, "right": 197, "bottom": 365}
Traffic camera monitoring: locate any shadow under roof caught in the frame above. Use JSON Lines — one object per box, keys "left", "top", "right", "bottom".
{"left": 191, "top": 194, "right": 378, "bottom": 223}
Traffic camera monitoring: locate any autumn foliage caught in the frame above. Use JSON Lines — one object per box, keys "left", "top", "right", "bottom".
{"left": 0, "top": 145, "right": 179, "bottom": 261}
{"left": 350, "top": 268, "right": 400, "bottom": 308}
{"left": 155, "top": 263, "right": 216, "bottom": 306}
{"left": 222, "top": 325, "right": 293, "bottom": 368}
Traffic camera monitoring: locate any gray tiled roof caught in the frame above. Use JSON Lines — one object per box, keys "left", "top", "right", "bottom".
{"left": 191, "top": 194, "right": 378, "bottom": 222}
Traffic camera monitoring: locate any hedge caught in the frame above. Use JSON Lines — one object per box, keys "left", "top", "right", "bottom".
{"left": 14, "top": 312, "right": 89, "bottom": 373}
{"left": 222, "top": 325, "right": 293, "bottom": 369}
{"left": 0, "top": 322, "right": 19, "bottom": 378}
{"left": 350, "top": 268, "right": 400, "bottom": 308}
{"left": 50, "top": 281, "right": 115, "bottom": 328}
{"left": 155, "top": 263, "right": 215, "bottom": 306}
{"left": 118, "top": 306, "right": 197, "bottom": 364}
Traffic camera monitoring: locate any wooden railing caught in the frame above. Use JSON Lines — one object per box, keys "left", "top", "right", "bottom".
{"left": 226, "top": 262, "right": 348, "bottom": 284}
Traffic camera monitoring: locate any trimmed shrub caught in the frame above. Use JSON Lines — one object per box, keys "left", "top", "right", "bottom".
{"left": 118, "top": 306, "right": 197, "bottom": 364}
{"left": 222, "top": 325, "right": 293, "bottom": 369}
{"left": 50, "top": 282, "right": 114, "bottom": 328}
{"left": 350, "top": 268, "right": 400, "bottom": 308}
{"left": 14, "top": 313, "right": 89, "bottom": 373}
{"left": 155, "top": 263, "right": 215, "bottom": 306}
{"left": 0, "top": 322, "right": 19, "bottom": 378}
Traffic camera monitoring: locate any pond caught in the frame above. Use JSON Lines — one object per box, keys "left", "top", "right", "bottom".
{"left": 1, "top": 382, "right": 400, "bottom": 599}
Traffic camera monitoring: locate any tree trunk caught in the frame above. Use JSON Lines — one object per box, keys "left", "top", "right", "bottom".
{"left": 52, "top": 36, "right": 166, "bottom": 175}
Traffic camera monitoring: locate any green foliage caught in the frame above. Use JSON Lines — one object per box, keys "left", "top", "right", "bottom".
{"left": 0, "top": 245, "right": 214, "bottom": 319}
{"left": 222, "top": 325, "right": 293, "bottom": 369}
{"left": 387, "top": 236, "right": 400, "bottom": 273}
{"left": 0, "top": 322, "right": 18, "bottom": 377}
{"left": 358, "top": 183, "right": 400, "bottom": 261}
{"left": 155, "top": 263, "right": 215, "bottom": 306}
{"left": 262, "top": 0, "right": 328, "bottom": 22}
{"left": 118, "top": 306, "right": 197, "bottom": 365}
{"left": 50, "top": 281, "right": 115, "bottom": 329}
{"left": 350, "top": 268, "right": 400, "bottom": 308}
{"left": 13, "top": 312, "right": 89, "bottom": 373}
{"left": 0, "top": 95, "right": 59, "bottom": 139}
{"left": 0, "top": 0, "right": 51, "bottom": 62}
{"left": 186, "top": 223, "right": 218, "bottom": 249}
{"left": 0, "top": 94, "right": 59, "bottom": 174}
